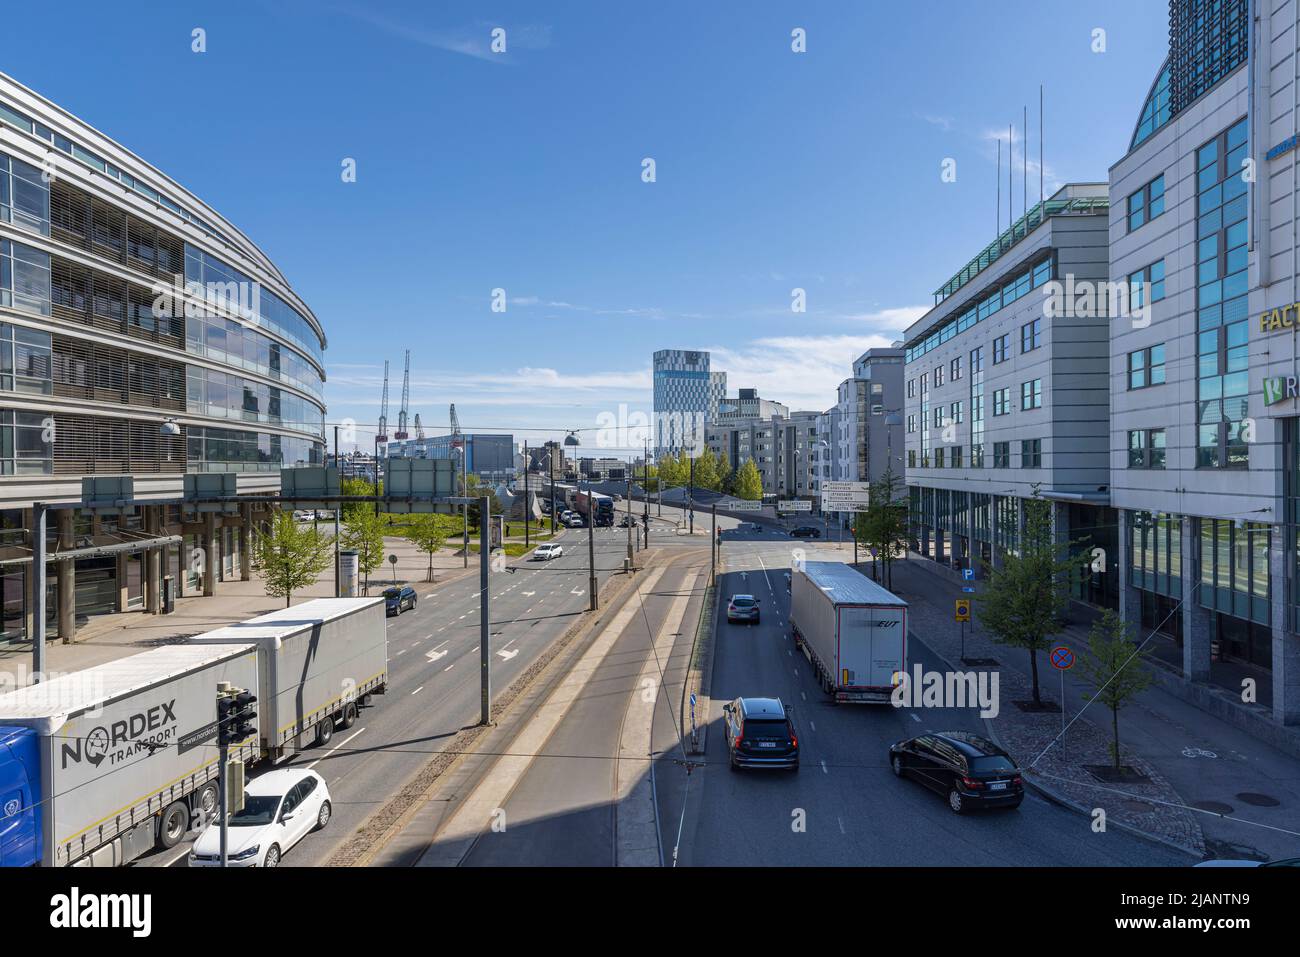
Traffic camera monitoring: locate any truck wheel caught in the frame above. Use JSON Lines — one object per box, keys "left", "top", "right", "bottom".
{"left": 193, "top": 782, "right": 219, "bottom": 828}
{"left": 316, "top": 718, "right": 334, "bottom": 747}
{"left": 341, "top": 703, "right": 357, "bottom": 729}
{"left": 158, "top": 801, "right": 189, "bottom": 849}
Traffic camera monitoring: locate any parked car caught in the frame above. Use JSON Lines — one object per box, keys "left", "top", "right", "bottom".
{"left": 789, "top": 526, "right": 821, "bottom": 538}
{"left": 384, "top": 585, "right": 417, "bottom": 616}
{"left": 618, "top": 515, "right": 637, "bottom": 528}
{"left": 726, "top": 594, "right": 761, "bottom": 624}
{"left": 889, "top": 732, "right": 1023, "bottom": 813}
{"left": 292, "top": 509, "right": 313, "bottom": 522}
{"left": 722, "top": 697, "right": 798, "bottom": 771}
{"left": 189, "top": 769, "right": 331, "bottom": 867}
{"left": 532, "top": 543, "right": 563, "bottom": 560}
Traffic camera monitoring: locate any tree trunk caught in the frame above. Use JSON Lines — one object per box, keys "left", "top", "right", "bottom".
{"left": 285, "top": 591, "right": 292, "bottom": 608}
{"left": 427, "top": 553, "right": 434, "bottom": 583}
{"left": 1028, "top": 645, "right": 1042, "bottom": 706}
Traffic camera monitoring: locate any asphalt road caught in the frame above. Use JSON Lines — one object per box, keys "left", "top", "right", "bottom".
{"left": 134, "top": 521, "right": 648, "bottom": 867}
{"left": 656, "top": 531, "right": 1191, "bottom": 867}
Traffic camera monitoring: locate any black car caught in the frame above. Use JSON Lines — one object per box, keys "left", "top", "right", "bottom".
{"left": 789, "top": 526, "right": 821, "bottom": 538}
{"left": 723, "top": 697, "right": 798, "bottom": 771}
{"left": 889, "top": 731, "right": 1023, "bottom": 813}
{"left": 384, "top": 585, "right": 417, "bottom": 616}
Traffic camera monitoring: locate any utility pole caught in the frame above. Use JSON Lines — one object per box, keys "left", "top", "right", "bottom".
{"left": 711, "top": 502, "right": 717, "bottom": 586}
{"left": 549, "top": 446, "right": 557, "bottom": 535}
{"left": 479, "top": 495, "right": 491, "bottom": 725}
{"left": 587, "top": 481, "right": 598, "bottom": 611}
{"left": 31, "top": 502, "right": 45, "bottom": 681}
{"left": 333, "top": 425, "right": 341, "bottom": 597}
{"left": 460, "top": 446, "right": 469, "bottom": 569}
{"left": 523, "top": 440, "right": 529, "bottom": 550}
{"left": 688, "top": 454, "right": 695, "bottom": 534}
{"left": 643, "top": 441, "right": 650, "bottom": 548}
{"left": 627, "top": 467, "right": 635, "bottom": 562}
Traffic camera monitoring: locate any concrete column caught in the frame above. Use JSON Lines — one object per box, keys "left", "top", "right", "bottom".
{"left": 1117, "top": 510, "right": 1144, "bottom": 631}
{"left": 203, "top": 512, "right": 218, "bottom": 598}
{"left": 56, "top": 509, "right": 75, "bottom": 644}
{"left": 145, "top": 506, "right": 161, "bottom": 615}
{"left": 1270, "top": 526, "right": 1300, "bottom": 725}
{"left": 115, "top": 552, "right": 129, "bottom": 612}
{"left": 22, "top": 508, "right": 34, "bottom": 642}
{"left": 1181, "top": 515, "right": 1212, "bottom": 683}
{"left": 239, "top": 503, "right": 252, "bottom": 582}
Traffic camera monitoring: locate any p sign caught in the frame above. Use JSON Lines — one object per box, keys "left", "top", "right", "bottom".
{"left": 954, "top": 599, "right": 971, "bottom": 622}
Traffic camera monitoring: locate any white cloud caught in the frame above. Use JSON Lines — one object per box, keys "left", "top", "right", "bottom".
{"left": 336, "top": 7, "right": 551, "bottom": 62}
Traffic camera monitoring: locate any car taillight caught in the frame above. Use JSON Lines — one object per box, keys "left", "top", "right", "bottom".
{"left": 788, "top": 724, "right": 798, "bottom": 749}
{"left": 1012, "top": 775, "right": 1022, "bottom": 786}
{"left": 961, "top": 776, "right": 984, "bottom": 790}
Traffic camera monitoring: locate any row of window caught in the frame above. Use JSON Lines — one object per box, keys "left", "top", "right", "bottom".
{"left": 908, "top": 439, "right": 1041, "bottom": 470}
{"left": 185, "top": 367, "right": 325, "bottom": 439}
{"left": 184, "top": 313, "right": 324, "bottom": 399}
{"left": 186, "top": 425, "right": 324, "bottom": 474}
{"left": 905, "top": 257, "right": 1054, "bottom": 363}
{"left": 0, "top": 153, "right": 47, "bottom": 236}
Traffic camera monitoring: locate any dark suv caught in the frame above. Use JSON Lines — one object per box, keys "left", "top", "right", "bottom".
{"left": 723, "top": 697, "right": 799, "bottom": 772}
{"left": 789, "top": 526, "right": 821, "bottom": 538}
{"left": 889, "top": 731, "right": 1023, "bottom": 813}
{"left": 384, "top": 585, "right": 417, "bottom": 616}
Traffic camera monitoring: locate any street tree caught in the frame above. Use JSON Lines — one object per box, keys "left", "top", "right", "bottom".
{"left": 717, "top": 451, "right": 734, "bottom": 495}
{"left": 692, "top": 446, "right": 721, "bottom": 492}
{"left": 1077, "top": 609, "right": 1154, "bottom": 772}
{"left": 733, "top": 458, "right": 763, "bottom": 500}
{"left": 975, "top": 486, "right": 1075, "bottom": 709}
{"left": 857, "top": 465, "right": 908, "bottom": 589}
{"left": 251, "top": 511, "right": 332, "bottom": 607}
{"left": 339, "top": 506, "right": 387, "bottom": 595}
{"left": 404, "top": 513, "right": 448, "bottom": 583}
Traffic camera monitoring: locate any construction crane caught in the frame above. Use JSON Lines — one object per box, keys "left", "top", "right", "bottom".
{"left": 413, "top": 413, "right": 425, "bottom": 441}
{"left": 394, "top": 350, "right": 411, "bottom": 440}
{"left": 449, "top": 403, "right": 463, "bottom": 448}
{"left": 376, "top": 359, "right": 390, "bottom": 443}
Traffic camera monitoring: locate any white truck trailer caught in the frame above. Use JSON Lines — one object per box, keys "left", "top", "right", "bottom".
{"left": 789, "top": 562, "right": 908, "bottom": 704}
{"left": 0, "top": 597, "right": 387, "bottom": 867}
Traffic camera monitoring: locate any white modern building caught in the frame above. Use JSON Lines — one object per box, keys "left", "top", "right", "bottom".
{"left": 652, "top": 349, "right": 725, "bottom": 455}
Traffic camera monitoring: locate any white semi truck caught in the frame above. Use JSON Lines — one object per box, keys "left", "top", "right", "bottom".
{"left": 0, "top": 597, "right": 386, "bottom": 868}
{"left": 789, "top": 562, "right": 907, "bottom": 704}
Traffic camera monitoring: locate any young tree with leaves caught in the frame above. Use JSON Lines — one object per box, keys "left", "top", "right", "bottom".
{"left": 858, "top": 465, "right": 909, "bottom": 589}
{"left": 975, "top": 487, "right": 1075, "bottom": 709}
{"left": 404, "top": 513, "right": 448, "bottom": 583}
{"left": 339, "top": 507, "right": 387, "bottom": 595}
{"left": 1077, "top": 609, "right": 1154, "bottom": 772}
{"left": 717, "top": 451, "right": 734, "bottom": 495}
{"left": 251, "top": 511, "right": 332, "bottom": 607}
{"left": 732, "top": 458, "right": 763, "bottom": 500}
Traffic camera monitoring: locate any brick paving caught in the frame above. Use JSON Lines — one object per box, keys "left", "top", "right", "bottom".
{"left": 886, "top": 559, "right": 1205, "bottom": 856}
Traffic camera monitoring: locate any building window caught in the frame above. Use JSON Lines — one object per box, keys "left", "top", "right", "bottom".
{"left": 993, "top": 334, "right": 1009, "bottom": 364}
{"left": 908, "top": 449, "right": 916, "bottom": 468}
{"left": 992, "top": 388, "right": 1010, "bottom": 416}
{"left": 1196, "top": 118, "right": 1249, "bottom": 469}
{"left": 935, "top": 447, "right": 945, "bottom": 468}
{"left": 1129, "top": 428, "right": 1166, "bottom": 469}
{"left": 920, "top": 373, "right": 928, "bottom": 394}
{"left": 1020, "top": 379, "right": 1042, "bottom": 410}
{"left": 950, "top": 400, "right": 963, "bottom": 424}
{"left": 1021, "top": 438, "right": 1042, "bottom": 468}
{"left": 970, "top": 346, "right": 984, "bottom": 373}
{"left": 952, "top": 445, "right": 963, "bottom": 468}
{"left": 1127, "top": 173, "right": 1165, "bottom": 232}
{"left": 970, "top": 443, "right": 984, "bottom": 468}
{"left": 0, "top": 409, "right": 52, "bottom": 474}
{"left": 0, "top": 324, "right": 52, "bottom": 395}
{"left": 950, "top": 356, "right": 962, "bottom": 381}
{"left": 906, "top": 414, "right": 915, "bottom": 434}
{"left": 1129, "top": 260, "right": 1166, "bottom": 308}
{"left": 907, "top": 378, "right": 916, "bottom": 398}
{"left": 0, "top": 239, "right": 51, "bottom": 316}
{"left": 993, "top": 441, "right": 1010, "bottom": 468}
{"left": 935, "top": 365, "right": 944, "bottom": 387}
{"left": 1127, "top": 344, "right": 1166, "bottom": 389}
{"left": 0, "top": 153, "right": 50, "bottom": 237}
{"left": 1021, "top": 318, "right": 1042, "bottom": 353}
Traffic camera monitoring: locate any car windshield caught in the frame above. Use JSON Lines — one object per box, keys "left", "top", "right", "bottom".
{"left": 742, "top": 719, "right": 789, "bottom": 739}
{"left": 383, "top": 589, "right": 401, "bottom": 599}
{"left": 969, "top": 755, "right": 1016, "bottom": 773}
{"left": 228, "top": 794, "right": 281, "bottom": 826}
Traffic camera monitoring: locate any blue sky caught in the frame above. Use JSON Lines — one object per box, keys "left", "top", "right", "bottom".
{"left": 7, "top": 1, "right": 1169, "bottom": 453}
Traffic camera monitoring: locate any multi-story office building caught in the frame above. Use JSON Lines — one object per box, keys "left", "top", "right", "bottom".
{"left": 652, "top": 349, "right": 725, "bottom": 455}
{"left": 386, "top": 432, "right": 515, "bottom": 482}
{"left": 717, "top": 388, "right": 788, "bottom": 424}
{"left": 903, "top": 183, "right": 1116, "bottom": 606}
{"left": 0, "top": 73, "right": 327, "bottom": 646}
{"left": 1112, "top": 0, "right": 1299, "bottom": 724}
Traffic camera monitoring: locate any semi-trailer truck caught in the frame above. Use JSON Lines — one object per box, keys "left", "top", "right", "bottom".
{"left": 0, "top": 597, "right": 386, "bottom": 867}
{"left": 789, "top": 561, "right": 907, "bottom": 704}
{"left": 575, "top": 490, "right": 614, "bottom": 526}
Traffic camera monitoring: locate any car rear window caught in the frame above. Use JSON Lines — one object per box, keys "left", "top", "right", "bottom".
{"left": 731, "top": 597, "right": 755, "bottom": 607}
{"left": 969, "top": 755, "right": 1016, "bottom": 773}
{"left": 742, "top": 719, "right": 789, "bottom": 739}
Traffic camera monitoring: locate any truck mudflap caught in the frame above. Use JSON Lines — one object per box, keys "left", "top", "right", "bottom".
{"left": 834, "top": 688, "right": 894, "bottom": 704}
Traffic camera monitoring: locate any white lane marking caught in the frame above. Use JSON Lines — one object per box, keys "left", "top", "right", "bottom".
{"left": 426, "top": 649, "right": 448, "bottom": 663}
{"left": 810, "top": 720, "right": 816, "bottom": 732}
{"left": 496, "top": 649, "right": 519, "bottom": 661}
{"left": 838, "top": 817, "right": 846, "bottom": 835}
{"left": 443, "top": 664, "right": 455, "bottom": 672}
{"left": 522, "top": 591, "right": 536, "bottom": 597}
{"left": 820, "top": 760, "right": 828, "bottom": 775}
{"left": 425, "top": 593, "right": 438, "bottom": 599}
{"left": 910, "top": 713, "right": 921, "bottom": 722}
{"left": 396, "top": 649, "right": 407, "bottom": 656}
{"left": 570, "top": 588, "right": 584, "bottom": 596}
{"left": 411, "top": 686, "right": 424, "bottom": 696}
{"left": 801, "top": 691, "right": 806, "bottom": 701}
{"left": 307, "top": 727, "right": 365, "bottom": 770}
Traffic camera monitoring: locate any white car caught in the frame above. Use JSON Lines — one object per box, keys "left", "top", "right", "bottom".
{"left": 532, "top": 543, "right": 563, "bottom": 560}
{"left": 189, "top": 768, "right": 331, "bottom": 868}
{"left": 292, "top": 509, "right": 313, "bottom": 522}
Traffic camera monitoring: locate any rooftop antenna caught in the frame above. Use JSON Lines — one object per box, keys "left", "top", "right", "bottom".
{"left": 1040, "top": 85, "right": 1044, "bottom": 208}
{"left": 1008, "top": 122, "right": 1013, "bottom": 241}
{"left": 997, "top": 138, "right": 1001, "bottom": 240}
{"left": 1023, "top": 105, "right": 1027, "bottom": 226}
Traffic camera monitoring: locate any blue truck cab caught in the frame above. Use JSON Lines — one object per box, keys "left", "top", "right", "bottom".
{"left": 0, "top": 726, "right": 40, "bottom": 867}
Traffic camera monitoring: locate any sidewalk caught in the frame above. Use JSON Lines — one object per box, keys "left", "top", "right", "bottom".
{"left": 886, "top": 559, "right": 1300, "bottom": 861}
{"left": 0, "top": 531, "right": 493, "bottom": 689}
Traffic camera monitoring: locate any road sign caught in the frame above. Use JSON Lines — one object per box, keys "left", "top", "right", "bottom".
{"left": 961, "top": 586, "right": 975, "bottom": 593}
{"left": 954, "top": 599, "right": 971, "bottom": 622}
{"left": 821, "top": 481, "right": 870, "bottom": 511}
{"left": 962, "top": 567, "right": 974, "bottom": 581}
{"left": 387, "top": 554, "right": 398, "bottom": 564}
{"left": 1050, "top": 646, "right": 1075, "bottom": 670}
{"left": 724, "top": 499, "right": 762, "bottom": 511}
{"left": 777, "top": 499, "right": 812, "bottom": 512}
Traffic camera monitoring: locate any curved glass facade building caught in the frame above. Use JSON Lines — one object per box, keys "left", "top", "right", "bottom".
{"left": 0, "top": 71, "right": 326, "bottom": 641}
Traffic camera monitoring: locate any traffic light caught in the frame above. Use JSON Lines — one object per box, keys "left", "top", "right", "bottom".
{"left": 216, "top": 693, "right": 238, "bottom": 746}
{"left": 232, "top": 691, "right": 258, "bottom": 743}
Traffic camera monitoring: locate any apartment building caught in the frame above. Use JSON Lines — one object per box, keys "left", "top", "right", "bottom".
{"left": 903, "top": 183, "right": 1116, "bottom": 608}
